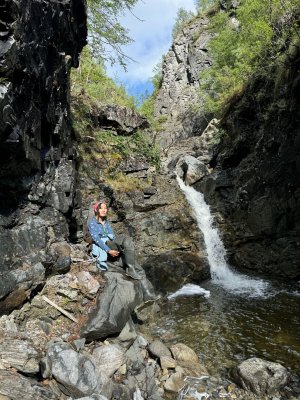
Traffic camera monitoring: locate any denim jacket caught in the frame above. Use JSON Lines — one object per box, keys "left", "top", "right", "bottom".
{"left": 88, "top": 217, "right": 115, "bottom": 267}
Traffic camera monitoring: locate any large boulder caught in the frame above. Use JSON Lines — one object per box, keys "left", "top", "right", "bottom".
{"left": 231, "top": 357, "right": 289, "bottom": 395}
{"left": 175, "top": 155, "right": 208, "bottom": 185}
{"left": 42, "top": 342, "right": 105, "bottom": 398}
{"left": 142, "top": 251, "right": 210, "bottom": 294}
{"left": 81, "top": 272, "right": 143, "bottom": 340}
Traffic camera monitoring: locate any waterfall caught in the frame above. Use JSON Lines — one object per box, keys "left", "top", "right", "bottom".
{"left": 177, "top": 177, "right": 269, "bottom": 297}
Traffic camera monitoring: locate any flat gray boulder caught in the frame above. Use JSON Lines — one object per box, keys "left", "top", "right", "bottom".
{"left": 232, "top": 357, "right": 289, "bottom": 395}
{"left": 81, "top": 272, "right": 143, "bottom": 340}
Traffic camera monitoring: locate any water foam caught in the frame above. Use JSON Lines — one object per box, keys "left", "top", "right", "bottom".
{"left": 177, "top": 177, "right": 270, "bottom": 297}
{"left": 168, "top": 284, "right": 210, "bottom": 299}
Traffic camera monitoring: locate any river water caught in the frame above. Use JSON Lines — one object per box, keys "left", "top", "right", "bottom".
{"left": 148, "top": 179, "right": 300, "bottom": 376}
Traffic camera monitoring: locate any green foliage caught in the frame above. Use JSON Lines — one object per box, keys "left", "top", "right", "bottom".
{"left": 195, "top": 0, "right": 216, "bottom": 13}
{"left": 172, "top": 8, "right": 195, "bottom": 39}
{"left": 71, "top": 47, "right": 136, "bottom": 109}
{"left": 139, "top": 59, "right": 164, "bottom": 129}
{"left": 200, "top": 0, "right": 300, "bottom": 116}
{"left": 87, "top": 0, "right": 139, "bottom": 67}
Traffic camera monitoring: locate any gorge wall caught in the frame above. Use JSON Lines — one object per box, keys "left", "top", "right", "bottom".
{"left": 154, "top": 16, "right": 213, "bottom": 150}
{"left": 0, "top": 0, "right": 87, "bottom": 312}
{"left": 155, "top": 9, "right": 300, "bottom": 279}
{"left": 197, "top": 40, "right": 300, "bottom": 279}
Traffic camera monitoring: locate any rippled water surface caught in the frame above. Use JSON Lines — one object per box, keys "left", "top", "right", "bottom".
{"left": 149, "top": 280, "right": 300, "bottom": 376}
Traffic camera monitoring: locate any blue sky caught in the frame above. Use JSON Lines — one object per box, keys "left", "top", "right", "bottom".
{"left": 106, "top": 0, "right": 197, "bottom": 100}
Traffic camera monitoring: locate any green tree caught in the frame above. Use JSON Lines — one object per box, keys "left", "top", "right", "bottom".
{"left": 195, "top": 0, "right": 216, "bottom": 13}
{"left": 87, "top": 0, "right": 139, "bottom": 67}
{"left": 172, "top": 8, "right": 195, "bottom": 39}
{"left": 200, "top": 0, "right": 300, "bottom": 115}
{"left": 71, "top": 46, "right": 136, "bottom": 108}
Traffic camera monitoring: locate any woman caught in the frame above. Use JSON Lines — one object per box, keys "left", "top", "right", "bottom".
{"left": 88, "top": 202, "right": 119, "bottom": 270}
{"left": 88, "top": 201, "right": 159, "bottom": 300}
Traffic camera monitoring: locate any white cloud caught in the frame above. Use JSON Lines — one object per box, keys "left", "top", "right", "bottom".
{"left": 106, "top": 0, "right": 196, "bottom": 89}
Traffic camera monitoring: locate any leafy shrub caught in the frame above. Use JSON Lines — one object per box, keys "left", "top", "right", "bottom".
{"left": 200, "top": 0, "right": 300, "bottom": 116}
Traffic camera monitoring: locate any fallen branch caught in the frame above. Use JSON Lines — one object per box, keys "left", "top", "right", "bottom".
{"left": 42, "top": 295, "right": 78, "bottom": 323}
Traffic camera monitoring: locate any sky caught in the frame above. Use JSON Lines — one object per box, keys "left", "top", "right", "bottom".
{"left": 106, "top": 0, "right": 197, "bottom": 100}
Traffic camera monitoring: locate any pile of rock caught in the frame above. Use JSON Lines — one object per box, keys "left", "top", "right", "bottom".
{"left": 0, "top": 255, "right": 298, "bottom": 400}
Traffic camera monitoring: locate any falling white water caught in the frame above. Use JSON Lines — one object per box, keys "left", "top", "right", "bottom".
{"left": 177, "top": 177, "right": 269, "bottom": 297}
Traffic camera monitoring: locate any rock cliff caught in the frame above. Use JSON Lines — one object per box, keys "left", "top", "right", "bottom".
{"left": 154, "top": 16, "right": 213, "bottom": 149}
{"left": 197, "top": 39, "right": 300, "bottom": 279}
{"left": 155, "top": 10, "right": 300, "bottom": 279}
{"left": 0, "top": 0, "right": 87, "bottom": 312}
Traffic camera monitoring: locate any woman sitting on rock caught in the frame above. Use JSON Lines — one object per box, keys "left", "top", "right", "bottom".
{"left": 88, "top": 201, "right": 142, "bottom": 279}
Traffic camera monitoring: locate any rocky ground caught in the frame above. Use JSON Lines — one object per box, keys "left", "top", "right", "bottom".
{"left": 0, "top": 242, "right": 298, "bottom": 400}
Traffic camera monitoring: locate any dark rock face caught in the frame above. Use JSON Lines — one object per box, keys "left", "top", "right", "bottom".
{"left": 197, "top": 44, "right": 300, "bottom": 278}
{"left": 91, "top": 104, "right": 149, "bottom": 135}
{"left": 0, "top": 0, "right": 87, "bottom": 312}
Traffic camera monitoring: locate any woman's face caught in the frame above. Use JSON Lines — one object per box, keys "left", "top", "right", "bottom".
{"left": 98, "top": 203, "right": 108, "bottom": 218}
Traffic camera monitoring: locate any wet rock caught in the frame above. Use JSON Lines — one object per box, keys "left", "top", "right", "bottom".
{"left": 231, "top": 358, "right": 289, "bottom": 395}
{"left": 170, "top": 343, "right": 199, "bottom": 364}
{"left": 81, "top": 272, "right": 143, "bottom": 340}
{"left": 92, "top": 344, "right": 125, "bottom": 378}
{"left": 148, "top": 340, "right": 172, "bottom": 359}
{"left": 176, "top": 155, "right": 208, "bottom": 185}
{"left": 135, "top": 301, "right": 160, "bottom": 324}
{"left": 143, "top": 251, "right": 210, "bottom": 294}
{"left": 0, "top": 335, "right": 39, "bottom": 374}
{"left": 0, "top": 370, "right": 57, "bottom": 399}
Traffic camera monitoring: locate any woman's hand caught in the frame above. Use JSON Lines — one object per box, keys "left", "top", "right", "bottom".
{"left": 108, "top": 249, "right": 119, "bottom": 257}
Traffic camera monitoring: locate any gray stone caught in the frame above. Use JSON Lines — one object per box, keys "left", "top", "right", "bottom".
{"left": 148, "top": 340, "right": 172, "bottom": 359}
{"left": 81, "top": 272, "right": 143, "bottom": 340}
{"left": 92, "top": 344, "right": 125, "bottom": 378}
{"left": 232, "top": 358, "right": 289, "bottom": 395}
{"left": 124, "top": 364, "right": 163, "bottom": 400}
{"left": 77, "top": 271, "right": 100, "bottom": 296}
{"left": 176, "top": 155, "right": 208, "bottom": 185}
{"left": 45, "top": 341, "right": 104, "bottom": 398}
{"left": 170, "top": 343, "right": 199, "bottom": 364}
{"left": 154, "top": 17, "right": 213, "bottom": 149}
{"left": 0, "top": 335, "right": 39, "bottom": 374}
{"left": 118, "top": 316, "right": 137, "bottom": 342}
{"left": 91, "top": 104, "right": 149, "bottom": 135}
{"left": 0, "top": 370, "right": 57, "bottom": 399}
